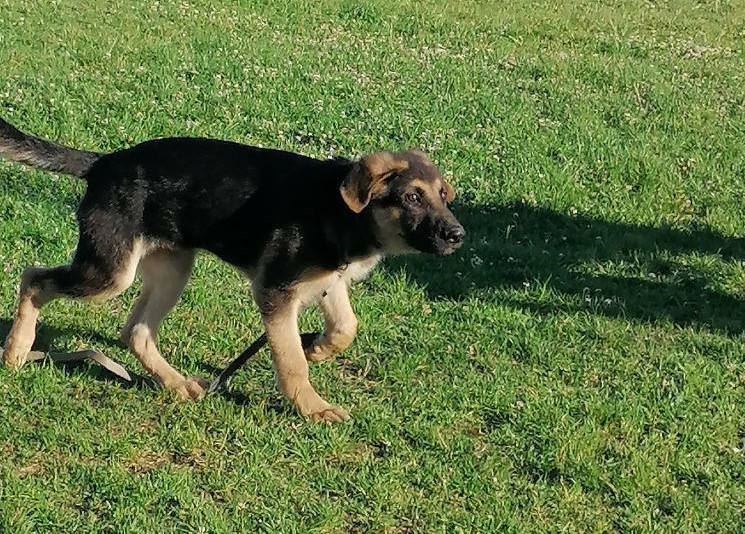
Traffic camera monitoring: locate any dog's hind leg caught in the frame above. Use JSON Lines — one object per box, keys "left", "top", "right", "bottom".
{"left": 305, "top": 281, "right": 358, "bottom": 363}
{"left": 3, "top": 237, "right": 144, "bottom": 369}
{"left": 121, "top": 248, "right": 206, "bottom": 400}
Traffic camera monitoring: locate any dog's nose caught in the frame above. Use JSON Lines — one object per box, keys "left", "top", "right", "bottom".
{"left": 442, "top": 225, "right": 466, "bottom": 244}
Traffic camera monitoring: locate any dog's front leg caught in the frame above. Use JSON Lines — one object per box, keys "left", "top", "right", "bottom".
{"left": 262, "top": 300, "right": 350, "bottom": 423}
{"left": 305, "top": 280, "right": 358, "bottom": 362}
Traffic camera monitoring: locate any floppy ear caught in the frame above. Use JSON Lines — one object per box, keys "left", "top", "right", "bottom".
{"left": 443, "top": 179, "right": 456, "bottom": 202}
{"left": 340, "top": 152, "right": 409, "bottom": 213}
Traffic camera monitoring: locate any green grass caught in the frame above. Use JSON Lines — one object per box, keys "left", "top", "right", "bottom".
{"left": 1, "top": 0, "right": 745, "bottom": 531}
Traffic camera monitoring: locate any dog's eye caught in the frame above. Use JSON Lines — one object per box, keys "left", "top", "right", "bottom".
{"left": 439, "top": 188, "right": 447, "bottom": 201}
{"left": 405, "top": 192, "right": 421, "bottom": 205}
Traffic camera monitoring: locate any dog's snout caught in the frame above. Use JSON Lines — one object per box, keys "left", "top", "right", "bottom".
{"left": 442, "top": 225, "right": 466, "bottom": 244}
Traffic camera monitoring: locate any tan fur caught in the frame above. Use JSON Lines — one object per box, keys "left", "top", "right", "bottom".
{"left": 3, "top": 238, "right": 164, "bottom": 370}
{"left": 3, "top": 237, "right": 148, "bottom": 368}
{"left": 340, "top": 151, "right": 410, "bottom": 213}
{"left": 263, "top": 297, "right": 350, "bottom": 422}
{"left": 364, "top": 152, "right": 409, "bottom": 180}
{"left": 250, "top": 254, "right": 380, "bottom": 421}
{"left": 341, "top": 254, "right": 383, "bottom": 284}
{"left": 2, "top": 268, "right": 55, "bottom": 369}
{"left": 89, "top": 238, "right": 149, "bottom": 302}
{"left": 409, "top": 178, "right": 439, "bottom": 203}
{"left": 409, "top": 177, "right": 455, "bottom": 204}
{"left": 305, "top": 281, "right": 358, "bottom": 362}
{"left": 121, "top": 248, "right": 207, "bottom": 399}
{"left": 3, "top": 244, "right": 209, "bottom": 399}
{"left": 303, "top": 255, "right": 380, "bottom": 363}
{"left": 406, "top": 151, "right": 455, "bottom": 202}
{"left": 371, "top": 205, "right": 416, "bottom": 253}
{"left": 443, "top": 180, "right": 455, "bottom": 202}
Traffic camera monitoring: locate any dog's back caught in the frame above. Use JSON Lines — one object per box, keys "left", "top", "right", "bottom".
{"left": 81, "top": 137, "right": 353, "bottom": 263}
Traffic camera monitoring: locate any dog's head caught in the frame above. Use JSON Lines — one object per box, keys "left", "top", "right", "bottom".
{"left": 340, "top": 150, "right": 465, "bottom": 256}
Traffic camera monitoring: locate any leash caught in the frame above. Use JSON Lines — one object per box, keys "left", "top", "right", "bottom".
{"left": 16, "top": 349, "right": 135, "bottom": 380}
{"left": 2, "top": 330, "right": 320, "bottom": 394}
{"left": 207, "top": 331, "right": 318, "bottom": 394}
{"left": 207, "top": 333, "right": 267, "bottom": 393}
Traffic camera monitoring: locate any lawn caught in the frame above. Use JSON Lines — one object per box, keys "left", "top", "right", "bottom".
{"left": 1, "top": 0, "right": 745, "bottom": 531}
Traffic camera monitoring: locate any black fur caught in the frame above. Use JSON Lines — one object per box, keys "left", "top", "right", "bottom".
{"left": 79, "top": 138, "right": 378, "bottom": 281}
{"left": 0, "top": 118, "right": 100, "bottom": 177}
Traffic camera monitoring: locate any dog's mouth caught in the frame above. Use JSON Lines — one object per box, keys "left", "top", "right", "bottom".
{"left": 433, "top": 236, "right": 464, "bottom": 256}
{"left": 394, "top": 221, "right": 465, "bottom": 256}
{"left": 404, "top": 233, "right": 464, "bottom": 256}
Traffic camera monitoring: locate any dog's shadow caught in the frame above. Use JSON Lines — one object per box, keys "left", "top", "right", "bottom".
{"left": 387, "top": 201, "right": 745, "bottom": 336}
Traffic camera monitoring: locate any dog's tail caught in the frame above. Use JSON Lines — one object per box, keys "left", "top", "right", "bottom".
{"left": 0, "top": 117, "right": 101, "bottom": 178}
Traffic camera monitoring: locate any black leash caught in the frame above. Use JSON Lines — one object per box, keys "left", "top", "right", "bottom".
{"left": 207, "top": 333, "right": 267, "bottom": 394}
{"left": 208, "top": 331, "right": 319, "bottom": 394}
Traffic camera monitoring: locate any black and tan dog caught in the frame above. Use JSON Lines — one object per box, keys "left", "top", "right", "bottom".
{"left": 0, "top": 117, "right": 465, "bottom": 422}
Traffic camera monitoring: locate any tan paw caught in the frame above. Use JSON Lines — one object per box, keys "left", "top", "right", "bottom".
{"left": 308, "top": 404, "right": 351, "bottom": 423}
{"left": 289, "top": 383, "right": 350, "bottom": 423}
{"left": 2, "top": 342, "right": 31, "bottom": 370}
{"left": 310, "top": 406, "right": 351, "bottom": 423}
{"left": 170, "top": 376, "right": 209, "bottom": 400}
{"left": 304, "top": 341, "right": 335, "bottom": 363}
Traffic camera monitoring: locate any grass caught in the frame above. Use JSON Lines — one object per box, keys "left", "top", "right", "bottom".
{"left": 1, "top": 0, "right": 745, "bottom": 531}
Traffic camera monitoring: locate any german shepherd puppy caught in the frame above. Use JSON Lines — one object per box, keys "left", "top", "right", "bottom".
{"left": 0, "top": 117, "right": 465, "bottom": 422}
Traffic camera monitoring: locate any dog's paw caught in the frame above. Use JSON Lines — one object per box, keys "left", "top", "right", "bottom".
{"left": 304, "top": 342, "right": 335, "bottom": 363}
{"left": 171, "top": 376, "right": 209, "bottom": 400}
{"left": 301, "top": 332, "right": 333, "bottom": 362}
{"left": 2, "top": 343, "right": 30, "bottom": 370}
{"left": 307, "top": 404, "right": 350, "bottom": 423}
{"left": 291, "top": 383, "right": 350, "bottom": 423}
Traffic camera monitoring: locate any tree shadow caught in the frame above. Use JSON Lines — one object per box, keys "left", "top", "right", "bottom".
{"left": 386, "top": 201, "right": 745, "bottom": 336}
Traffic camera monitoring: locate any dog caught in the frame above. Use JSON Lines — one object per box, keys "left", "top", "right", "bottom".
{"left": 0, "top": 116, "right": 465, "bottom": 422}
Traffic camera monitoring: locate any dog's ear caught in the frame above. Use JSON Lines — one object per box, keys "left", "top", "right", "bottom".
{"left": 408, "top": 149, "right": 433, "bottom": 165}
{"left": 443, "top": 179, "right": 456, "bottom": 202}
{"left": 340, "top": 152, "right": 409, "bottom": 213}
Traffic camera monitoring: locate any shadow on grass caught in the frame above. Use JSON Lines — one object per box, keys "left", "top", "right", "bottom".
{"left": 0, "top": 318, "right": 159, "bottom": 389}
{"left": 0, "top": 319, "right": 279, "bottom": 407}
{"left": 387, "top": 201, "right": 745, "bottom": 336}
{"left": 4, "top": 201, "right": 744, "bottom": 397}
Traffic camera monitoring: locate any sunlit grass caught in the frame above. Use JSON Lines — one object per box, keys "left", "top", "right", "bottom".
{"left": 1, "top": 0, "right": 745, "bottom": 531}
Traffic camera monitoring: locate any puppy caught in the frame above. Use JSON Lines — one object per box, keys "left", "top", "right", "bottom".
{"left": 0, "top": 117, "right": 465, "bottom": 422}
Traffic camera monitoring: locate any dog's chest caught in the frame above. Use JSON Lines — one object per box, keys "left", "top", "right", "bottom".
{"left": 340, "top": 254, "right": 382, "bottom": 285}
{"left": 322, "top": 254, "right": 383, "bottom": 295}
{"left": 295, "top": 254, "right": 382, "bottom": 307}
